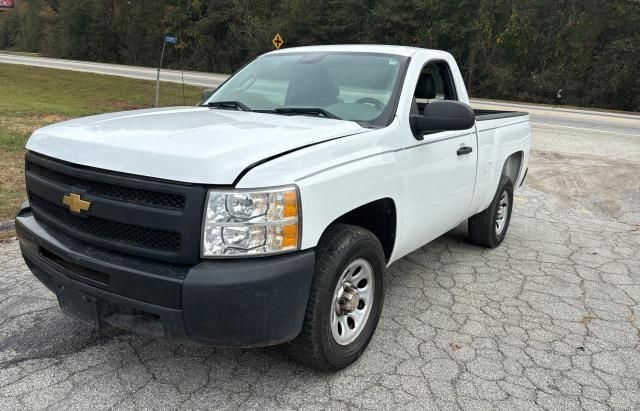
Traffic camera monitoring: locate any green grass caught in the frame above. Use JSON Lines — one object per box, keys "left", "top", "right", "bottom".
{"left": 0, "top": 63, "right": 201, "bottom": 116}
{"left": 0, "top": 128, "right": 30, "bottom": 152}
{"left": 0, "top": 63, "right": 204, "bottom": 223}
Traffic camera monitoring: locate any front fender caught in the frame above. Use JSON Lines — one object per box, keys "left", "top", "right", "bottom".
{"left": 295, "top": 150, "right": 403, "bottom": 253}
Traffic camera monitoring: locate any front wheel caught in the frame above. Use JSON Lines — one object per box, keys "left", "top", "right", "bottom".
{"left": 290, "top": 224, "right": 386, "bottom": 372}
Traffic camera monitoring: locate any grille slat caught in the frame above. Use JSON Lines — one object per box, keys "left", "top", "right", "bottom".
{"left": 27, "top": 162, "right": 185, "bottom": 209}
{"left": 30, "top": 193, "right": 181, "bottom": 252}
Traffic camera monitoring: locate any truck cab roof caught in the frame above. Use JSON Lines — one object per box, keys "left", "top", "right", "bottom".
{"left": 266, "top": 44, "right": 453, "bottom": 59}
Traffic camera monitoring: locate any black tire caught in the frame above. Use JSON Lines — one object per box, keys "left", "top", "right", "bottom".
{"left": 468, "top": 175, "right": 514, "bottom": 248}
{"left": 290, "top": 223, "right": 386, "bottom": 372}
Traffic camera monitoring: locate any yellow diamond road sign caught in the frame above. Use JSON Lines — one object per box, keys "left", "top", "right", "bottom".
{"left": 272, "top": 33, "right": 284, "bottom": 50}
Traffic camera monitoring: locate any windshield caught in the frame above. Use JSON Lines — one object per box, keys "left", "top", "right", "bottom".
{"left": 204, "top": 52, "right": 408, "bottom": 126}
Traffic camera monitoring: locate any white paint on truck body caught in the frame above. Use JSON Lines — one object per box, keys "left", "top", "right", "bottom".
{"left": 240, "top": 47, "right": 530, "bottom": 263}
{"left": 26, "top": 107, "right": 368, "bottom": 184}
{"left": 25, "top": 45, "right": 531, "bottom": 264}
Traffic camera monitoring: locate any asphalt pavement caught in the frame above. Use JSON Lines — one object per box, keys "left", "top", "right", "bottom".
{"left": 1, "top": 54, "right": 640, "bottom": 410}
{"left": 1, "top": 129, "right": 639, "bottom": 410}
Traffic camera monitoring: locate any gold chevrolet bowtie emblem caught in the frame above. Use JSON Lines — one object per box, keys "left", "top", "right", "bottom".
{"left": 62, "top": 193, "right": 91, "bottom": 214}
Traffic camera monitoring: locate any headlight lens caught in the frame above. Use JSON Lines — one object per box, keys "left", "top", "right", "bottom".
{"left": 202, "top": 186, "right": 299, "bottom": 257}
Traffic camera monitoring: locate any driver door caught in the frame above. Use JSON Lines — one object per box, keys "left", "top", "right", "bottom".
{"left": 400, "top": 61, "right": 478, "bottom": 251}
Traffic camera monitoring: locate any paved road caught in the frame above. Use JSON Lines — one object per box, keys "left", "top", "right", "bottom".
{"left": 1, "top": 124, "right": 640, "bottom": 409}
{"left": 0, "top": 53, "right": 229, "bottom": 88}
{"left": 2, "top": 52, "right": 639, "bottom": 136}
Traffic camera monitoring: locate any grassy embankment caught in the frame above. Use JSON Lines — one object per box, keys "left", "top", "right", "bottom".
{"left": 0, "top": 63, "right": 203, "bottom": 237}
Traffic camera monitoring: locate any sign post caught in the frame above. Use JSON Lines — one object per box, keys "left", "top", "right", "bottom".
{"left": 155, "top": 35, "right": 177, "bottom": 108}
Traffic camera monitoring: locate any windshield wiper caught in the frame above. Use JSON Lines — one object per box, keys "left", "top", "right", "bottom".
{"left": 207, "top": 101, "right": 252, "bottom": 112}
{"left": 271, "top": 107, "right": 340, "bottom": 120}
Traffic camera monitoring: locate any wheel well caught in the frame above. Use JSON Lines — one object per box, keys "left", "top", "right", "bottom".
{"left": 332, "top": 198, "right": 396, "bottom": 262}
{"left": 502, "top": 151, "right": 524, "bottom": 185}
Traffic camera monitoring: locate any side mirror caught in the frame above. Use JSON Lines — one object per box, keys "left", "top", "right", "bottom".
{"left": 410, "top": 101, "right": 476, "bottom": 140}
{"left": 201, "top": 88, "right": 216, "bottom": 101}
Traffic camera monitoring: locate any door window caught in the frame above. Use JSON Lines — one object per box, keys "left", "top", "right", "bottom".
{"left": 413, "top": 61, "right": 457, "bottom": 114}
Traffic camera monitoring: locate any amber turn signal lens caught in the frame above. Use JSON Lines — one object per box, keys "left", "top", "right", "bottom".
{"left": 281, "top": 223, "right": 298, "bottom": 249}
{"left": 283, "top": 190, "right": 298, "bottom": 218}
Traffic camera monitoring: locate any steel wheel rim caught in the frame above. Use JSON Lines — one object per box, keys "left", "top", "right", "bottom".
{"left": 330, "top": 258, "right": 375, "bottom": 346}
{"left": 495, "top": 190, "right": 510, "bottom": 235}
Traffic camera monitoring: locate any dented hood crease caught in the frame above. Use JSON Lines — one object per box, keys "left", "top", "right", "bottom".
{"left": 26, "top": 107, "right": 368, "bottom": 184}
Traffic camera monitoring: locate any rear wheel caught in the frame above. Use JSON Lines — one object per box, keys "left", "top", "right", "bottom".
{"left": 291, "top": 224, "right": 386, "bottom": 372}
{"left": 468, "top": 175, "right": 514, "bottom": 248}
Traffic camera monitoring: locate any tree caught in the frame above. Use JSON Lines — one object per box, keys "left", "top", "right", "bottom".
{"left": 1, "top": 0, "right": 638, "bottom": 111}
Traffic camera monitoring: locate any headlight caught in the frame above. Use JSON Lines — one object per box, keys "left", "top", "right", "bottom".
{"left": 202, "top": 186, "right": 300, "bottom": 257}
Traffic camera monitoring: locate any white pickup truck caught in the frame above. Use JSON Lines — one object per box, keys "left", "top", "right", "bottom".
{"left": 16, "top": 45, "right": 530, "bottom": 371}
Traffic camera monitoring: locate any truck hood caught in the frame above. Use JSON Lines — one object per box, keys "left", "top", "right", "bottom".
{"left": 26, "top": 107, "right": 368, "bottom": 184}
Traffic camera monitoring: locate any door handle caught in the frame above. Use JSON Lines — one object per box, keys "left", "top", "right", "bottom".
{"left": 457, "top": 146, "right": 473, "bottom": 156}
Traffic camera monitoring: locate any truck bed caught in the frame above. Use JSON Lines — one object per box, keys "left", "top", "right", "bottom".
{"left": 474, "top": 109, "right": 529, "bottom": 121}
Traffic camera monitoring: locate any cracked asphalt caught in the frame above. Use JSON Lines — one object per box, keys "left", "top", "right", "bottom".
{"left": 1, "top": 123, "right": 640, "bottom": 410}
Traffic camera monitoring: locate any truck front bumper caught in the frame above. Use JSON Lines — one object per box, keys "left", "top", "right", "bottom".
{"left": 16, "top": 205, "right": 315, "bottom": 348}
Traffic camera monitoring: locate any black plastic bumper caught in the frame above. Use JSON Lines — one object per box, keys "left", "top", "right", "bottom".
{"left": 16, "top": 205, "right": 315, "bottom": 348}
